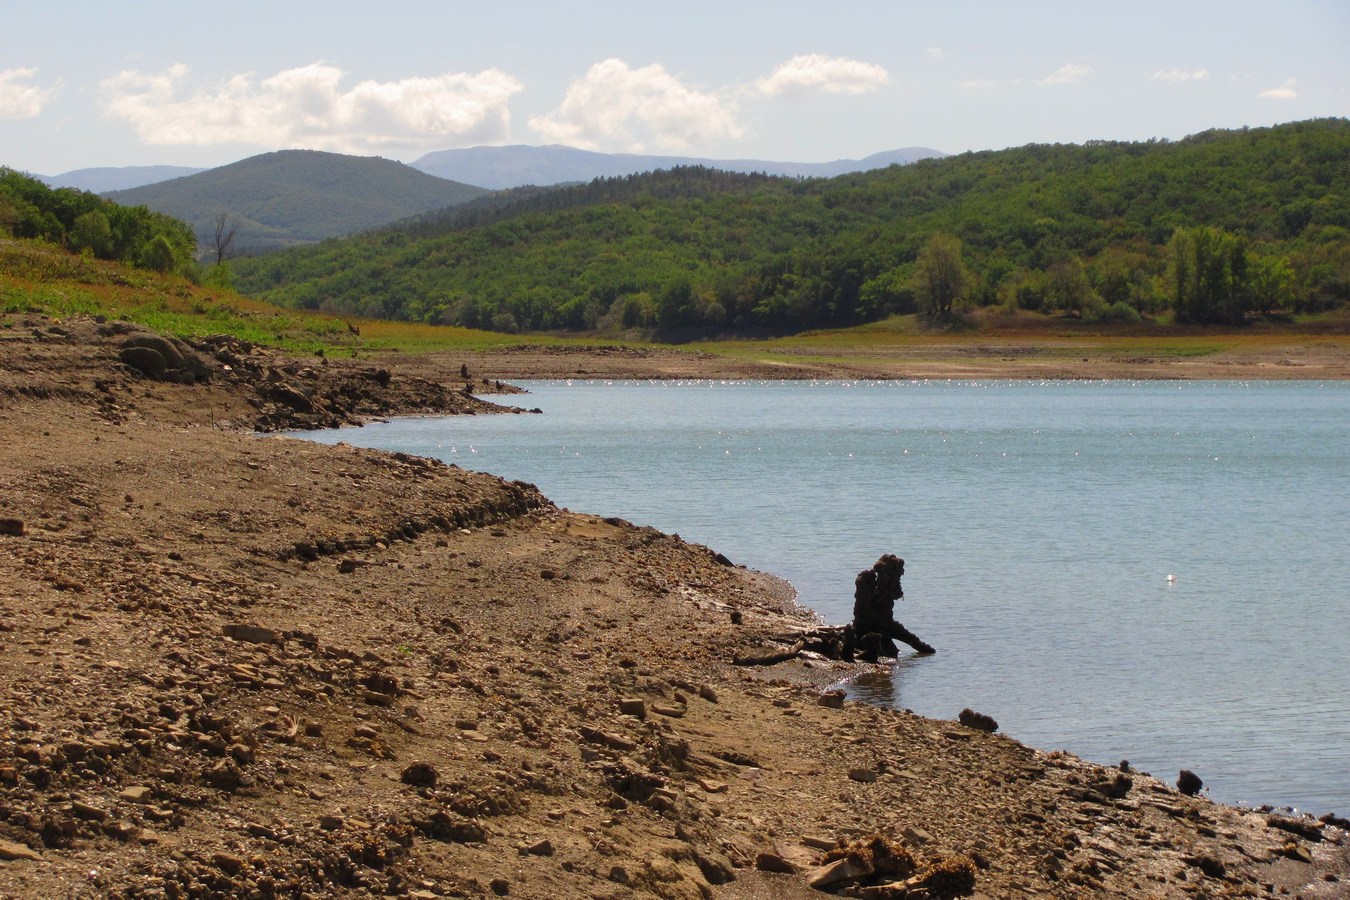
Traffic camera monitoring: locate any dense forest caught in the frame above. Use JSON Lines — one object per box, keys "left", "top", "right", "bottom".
{"left": 230, "top": 119, "right": 1350, "bottom": 335}
{"left": 0, "top": 168, "right": 197, "bottom": 274}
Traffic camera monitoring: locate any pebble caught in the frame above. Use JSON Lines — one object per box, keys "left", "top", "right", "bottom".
{"left": 904, "top": 825, "right": 935, "bottom": 845}
{"left": 0, "top": 839, "right": 41, "bottom": 861}
{"left": 651, "top": 703, "right": 686, "bottom": 718}
{"left": 222, "top": 623, "right": 280, "bottom": 645}
{"left": 755, "top": 851, "right": 798, "bottom": 873}
{"left": 522, "top": 838, "right": 554, "bottom": 856}
{"left": 118, "top": 786, "right": 153, "bottom": 804}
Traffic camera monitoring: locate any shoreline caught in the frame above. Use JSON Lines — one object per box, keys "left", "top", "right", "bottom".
{"left": 2, "top": 313, "right": 1347, "bottom": 898}
{"left": 366, "top": 334, "right": 1350, "bottom": 385}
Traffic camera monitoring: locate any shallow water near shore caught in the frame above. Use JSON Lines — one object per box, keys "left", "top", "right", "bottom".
{"left": 295, "top": 379, "right": 1350, "bottom": 815}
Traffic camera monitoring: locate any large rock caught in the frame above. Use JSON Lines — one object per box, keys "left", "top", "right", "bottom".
{"left": 120, "top": 333, "right": 211, "bottom": 383}
{"left": 119, "top": 345, "right": 166, "bottom": 379}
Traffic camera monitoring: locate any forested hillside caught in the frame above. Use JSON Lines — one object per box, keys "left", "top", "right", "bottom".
{"left": 0, "top": 168, "right": 197, "bottom": 274}
{"left": 108, "top": 150, "right": 490, "bottom": 257}
{"left": 230, "top": 120, "right": 1349, "bottom": 334}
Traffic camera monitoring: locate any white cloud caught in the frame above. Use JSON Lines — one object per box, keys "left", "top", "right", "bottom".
{"left": 0, "top": 67, "right": 59, "bottom": 119}
{"left": 100, "top": 62, "right": 522, "bottom": 152}
{"left": 1258, "top": 78, "right": 1298, "bottom": 100}
{"left": 755, "top": 54, "right": 889, "bottom": 97}
{"left": 529, "top": 58, "right": 741, "bottom": 152}
{"left": 926, "top": 47, "right": 945, "bottom": 59}
{"left": 1153, "top": 68, "right": 1210, "bottom": 83}
{"left": 1040, "top": 63, "right": 1093, "bottom": 86}
{"left": 959, "top": 80, "right": 998, "bottom": 91}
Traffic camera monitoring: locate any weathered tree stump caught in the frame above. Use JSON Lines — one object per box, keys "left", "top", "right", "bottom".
{"left": 848, "top": 554, "right": 935, "bottom": 660}
{"left": 734, "top": 554, "right": 935, "bottom": 666}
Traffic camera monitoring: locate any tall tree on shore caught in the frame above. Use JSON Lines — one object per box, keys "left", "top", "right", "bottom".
{"left": 914, "top": 233, "right": 970, "bottom": 318}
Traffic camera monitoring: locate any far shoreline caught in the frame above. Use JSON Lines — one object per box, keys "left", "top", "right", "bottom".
{"left": 372, "top": 334, "right": 1350, "bottom": 385}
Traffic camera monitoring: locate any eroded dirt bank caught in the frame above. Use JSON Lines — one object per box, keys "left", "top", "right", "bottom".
{"left": 1, "top": 314, "right": 1346, "bottom": 899}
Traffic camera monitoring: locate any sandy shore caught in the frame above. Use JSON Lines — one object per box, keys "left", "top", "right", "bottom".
{"left": 1, "top": 313, "right": 1346, "bottom": 898}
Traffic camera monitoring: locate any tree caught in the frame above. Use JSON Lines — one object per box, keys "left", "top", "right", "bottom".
{"left": 1249, "top": 255, "right": 1294, "bottom": 317}
{"left": 139, "top": 234, "right": 177, "bottom": 272}
{"left": 69, "top": 210, "right": 114, "bottom": 259}
{"left": 1169, "top": 226, "right": 1253, "bottom": 324}
{"left": 1047, "top": 256, "right": 1099, "bottom": 317}
{"left": 207, "top": 211, "right": 239, "bottom": 265}
{"left": 913, "top": 233, "right": 969, "bottom": 317}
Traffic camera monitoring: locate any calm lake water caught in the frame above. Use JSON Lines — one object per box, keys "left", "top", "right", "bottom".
{"left": 293, "top": 379, "right": 1350, "bottom": 815}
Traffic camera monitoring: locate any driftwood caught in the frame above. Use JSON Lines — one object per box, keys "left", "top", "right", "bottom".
{"left": 735, "top": 554, "right": 935, "bottom": 666}
{"left": 732, "top": 640, "right": 805, "bottom": 667}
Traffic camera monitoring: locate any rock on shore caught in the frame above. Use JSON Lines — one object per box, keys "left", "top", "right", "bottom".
{"left": 0, "top": 313, "right": 1346, "bottom": 898}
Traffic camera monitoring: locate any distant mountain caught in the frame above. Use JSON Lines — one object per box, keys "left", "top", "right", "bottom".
{"left": 106, "top": 150, "right": 491, "bottom": 256}
{"left": 35, "top": 165, "right": 208, "bottom": 192}
{"left": 410, "top": 144, "right": 946, "bottom": 189}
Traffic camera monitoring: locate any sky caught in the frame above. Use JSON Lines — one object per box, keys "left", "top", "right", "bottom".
{"left": 2, "top": 0, "right": 1347, "bottom": 176}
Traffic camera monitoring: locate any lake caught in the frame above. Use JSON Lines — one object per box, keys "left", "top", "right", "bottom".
{"left": 292, "top": 379, "right": 1350, "bottom": 815}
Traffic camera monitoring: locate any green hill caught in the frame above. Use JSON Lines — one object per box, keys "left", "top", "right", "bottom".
{"left": 107, "top": 150, "right": 491, "bottom": 257}
{"left": 230, "top": 120, "right": 1350, "bottom": 334}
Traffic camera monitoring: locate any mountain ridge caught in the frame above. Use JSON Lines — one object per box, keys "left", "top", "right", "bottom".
{"left": 411, "top": 144, "right": 946, "bottom": 188}
{"left": 34, "top": 165, "right": 208, "bottom": 193}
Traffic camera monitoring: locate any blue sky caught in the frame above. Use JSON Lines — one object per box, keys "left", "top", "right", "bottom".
{"left": 2, "top": 0, "right": 1346, "bottom": 175}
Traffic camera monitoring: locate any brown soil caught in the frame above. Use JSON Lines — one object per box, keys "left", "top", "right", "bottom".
{"left": 1, "top": 313, "right": 1346, "bottom": 899}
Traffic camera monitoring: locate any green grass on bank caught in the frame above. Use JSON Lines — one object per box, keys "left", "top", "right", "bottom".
{"left": 2, "top": 240, "right": 1345, "bottom": 365}
{"left": 0, "top": 240, "right": 540, "bottom": 355}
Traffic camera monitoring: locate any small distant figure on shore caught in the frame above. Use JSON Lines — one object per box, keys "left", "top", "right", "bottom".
{"left": 460, "top": 363, "right": 470, "bottom": 379}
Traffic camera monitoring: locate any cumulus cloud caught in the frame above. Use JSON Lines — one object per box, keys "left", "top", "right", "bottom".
{"left": 529, "top": 58, "right": 741, "bottom": 152}
{"left": 755, "top": 53, "right": 890, "bottom": 97}
{"left": 100, "top": 62, "right": 522, "bottom": 152}
{"left": 1258, "top": 78, "right": 1298, "bottom": 100}
{"left": 0, "top": 67, "right": 59, "bottom": 119}
{"left": 926, "top": 47, "right": 945, "bottom": 59}
{"left": 1153, "top": 68, "right": 1210, "bottom": 83}
{"left": 1040, "top": 63, "right": 1093, "bottom": 86}
{"left": 959, "top": 79, "right": 998, "bottom": 91}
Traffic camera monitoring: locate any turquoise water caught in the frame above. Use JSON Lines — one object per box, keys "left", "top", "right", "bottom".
{"left": 293, "top": 379, "right": 1350, "bottom": 815}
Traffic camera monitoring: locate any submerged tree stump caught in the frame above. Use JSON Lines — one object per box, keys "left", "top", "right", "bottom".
{"left": 849, "top": 554, "right": 935, "bottom": 661}
{"left": 735, "top": 554, "right": 935, "bottom": 666}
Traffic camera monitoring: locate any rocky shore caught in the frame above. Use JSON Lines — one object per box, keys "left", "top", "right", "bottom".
{"left": 1, "top": 313, "right": 1346, "bottom": 898}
